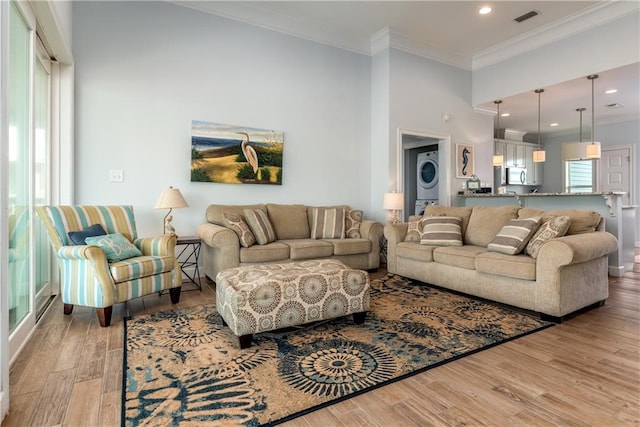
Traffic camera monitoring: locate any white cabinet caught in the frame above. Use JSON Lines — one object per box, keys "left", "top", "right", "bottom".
{"left": 494, "top": 139, "right": 543, "bottom": 186}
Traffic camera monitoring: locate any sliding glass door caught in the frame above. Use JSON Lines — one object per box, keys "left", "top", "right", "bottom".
{"left": 8, "top": 1, "right": 32, "bottom": 334}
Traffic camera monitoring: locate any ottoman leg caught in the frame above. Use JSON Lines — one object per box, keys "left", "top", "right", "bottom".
{"left": 239, "top": 334, "right": 252, "bottom": 349}
{"left": 353, "top": 311, "right": 367, "bottom": 324}
{"left": 221, "top": 318, "right": 227, "bottom": 327}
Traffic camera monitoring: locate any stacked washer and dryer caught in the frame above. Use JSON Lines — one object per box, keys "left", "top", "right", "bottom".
{"left": 415, "top": 150, "right": 439, "bottom": 215}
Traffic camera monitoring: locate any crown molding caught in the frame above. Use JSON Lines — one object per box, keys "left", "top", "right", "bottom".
{"left": 171, "top": 1, "right": 372, "bottom": 55}
{"left": 385, "top": 29, "right": 471, "bottom": 69}
{"left": 472, "top": 1, "right": 640, "bottom": 70}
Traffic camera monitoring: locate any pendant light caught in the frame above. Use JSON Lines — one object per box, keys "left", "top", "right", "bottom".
{"left": 532, "top": 89, "right": 545, "bottom": 163}
{"left": 586, "top": 74, "right": 601, "bottom": 159}
{"left": 492, "top": 100, "right": 504, "bottom": 167}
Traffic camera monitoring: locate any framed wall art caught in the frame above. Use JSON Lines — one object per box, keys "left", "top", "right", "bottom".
{"left": 455, "top": 144, "right": 474, "bottom": 178}
{"left": 191, "top": 120, "right": 284, "bottom": 185}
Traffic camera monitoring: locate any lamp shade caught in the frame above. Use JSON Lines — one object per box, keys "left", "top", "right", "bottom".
{"left": 383, "top": 192, "right": 404, "bottom": 210}
{"left": 532, "top": 150, "right": 546, "bottom": 163}
{"left": 492, "top": 155, "right": 504, "bottom": 167}
{"left": 586, "top": 142, "right": 601, "bottom": 159}
{"left": 155, "top": 186, "right": 189, "bottom": 209}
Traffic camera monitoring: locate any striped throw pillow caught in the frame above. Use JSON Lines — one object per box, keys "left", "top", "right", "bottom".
{"left": 420, "top": 216, "right": 463, "bottom": 246}
{"left": 243, "top": 209, "right": 276, "bottom": 245}
{"left": 311, "top": 208, "right": 346, "bottom": 239}
{"left": 487, "top": 217, "right": 541, "bottom": 255}
{"left": 223, "top": 213, "right": 256, "bottom": 248}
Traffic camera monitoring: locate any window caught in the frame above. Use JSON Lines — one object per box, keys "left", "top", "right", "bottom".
{"left": 565, "top": 159, "right": 595, "bottom": 193}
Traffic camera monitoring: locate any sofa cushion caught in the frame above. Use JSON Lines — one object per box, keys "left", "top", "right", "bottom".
{"left": 487, "top": 217, "right": 541, "bottom": 255}
{"left": 239, "top": 242, "right": 289, "bottom": 263}
{"left": 310, "top": 207, "right": 346, "bottom": 239}
{"left": 433, "top": 245, "right": 487, "bottom": 270}
{"left": 544, "top": 209, "right": 601, "bottom": 235}
{"left": 223, "top": 213, "right": 256, "bottom": 248}
{"left": 424, "top": 205, "right": 473, "bottom": 235}
{"left": 464, "top": 205, "right": 520, "bottom": 247}
{"left": 345, "top": 210, "right": 363, "bottom": 238}
{"left": 420, "top": 216, "right": 463, "bottom": 247}
{"left": 525, "top": 216, "right": 571, "bottom": 258}
{"left": 110, "top": 255, "right": 174, "bottom": 283}
{"left": 267, "top": 204, "right": 310, "bottom": 239}
{"left": 279, "top": 239, "right": 333, "bottom": 260}
{"left": 68, "top": 223, "right": 106, "bottom": 245}
{"left": 244, "top": 209, "right": 276, "bottom": 245}
{"left": 475, "top": 252, "right": 536, "bottom": 281}
{"left": 206, "top": 204, "right": 266, "bottom": 226}
{"left": 397, "top": 242, "right": 435, "bottom": 262}
{"left": 403, "top": 215, "right": 423, "bottom": 243}
{"left": 325, "top": 238, "right": 371, "bottom": 256}
{"left": 519, "top": 208, "right": 601, "bottom": 235}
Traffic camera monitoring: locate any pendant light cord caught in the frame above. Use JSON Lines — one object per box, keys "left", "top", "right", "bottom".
{"left": 535, "top": 89, "right": 544, "bottom": 149}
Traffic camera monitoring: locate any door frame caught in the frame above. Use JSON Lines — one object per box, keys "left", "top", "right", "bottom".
{"left": 396, "top": 128, "right": 452, "bottom": 219}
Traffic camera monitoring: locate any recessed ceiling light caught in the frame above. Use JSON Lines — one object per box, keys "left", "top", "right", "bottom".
{"left": 550, "top": 123, "right": 559, "bottom": 127}
{"left": 479, "top": 6, "right": 492, "bottom": 15}
{"left": 605, "top": 89, "right": 618, "bottom": 94}
{"left": 500, "top": 113, "right": 510, "bottom": 117}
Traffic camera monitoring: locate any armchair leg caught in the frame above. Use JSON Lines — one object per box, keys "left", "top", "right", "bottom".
{"left": 63, "top": 304, "right": 74, "bottom": 315}
{"left": 169, "top": 286, "right": 181, "bottom": 304}
{"left": 96, "top": 306, "right": 113, "bottom": 327}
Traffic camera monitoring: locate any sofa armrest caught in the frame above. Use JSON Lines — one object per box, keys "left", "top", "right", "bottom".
{"left": 360, "top": 220, "right": 383, "bottom": 241}
{"left": 383, "top": 223, "right": 409, "bottom": 273}
{"left": 134, "top": 235, "right": 177, "bottom": 257}
{"left": 197, "top": 223, "right": 240, "bottom": 280}
{"left": 536, "top": 231, "right": 618, "bottom": 268}
{"left": 57, "top": 245, "right": 116, "bottom": 306}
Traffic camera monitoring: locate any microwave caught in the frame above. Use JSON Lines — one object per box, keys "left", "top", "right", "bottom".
{"left": 506, "top": 167, "right": 527, "bottom": 185}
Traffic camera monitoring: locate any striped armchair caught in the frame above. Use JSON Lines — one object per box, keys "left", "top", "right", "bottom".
{"left": 36, "top": 205, "right": 181, "bottom": 326}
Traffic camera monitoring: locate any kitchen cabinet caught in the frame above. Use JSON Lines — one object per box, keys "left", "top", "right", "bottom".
{"left": 494, "top": 139, "right": 543, "bottom": 185}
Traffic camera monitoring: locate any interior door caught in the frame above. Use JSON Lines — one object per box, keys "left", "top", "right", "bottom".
{"left": 600, "top": 146, "right": 632, "bottom": 206}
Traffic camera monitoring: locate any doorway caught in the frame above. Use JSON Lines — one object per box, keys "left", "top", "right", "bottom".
{"left": 397, "top": 129, "right": 451, "bottom": 221}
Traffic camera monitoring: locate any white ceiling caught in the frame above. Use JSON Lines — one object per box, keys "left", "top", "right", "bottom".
{"left": 173, "top": 1, "right": 640, "bottom": 136}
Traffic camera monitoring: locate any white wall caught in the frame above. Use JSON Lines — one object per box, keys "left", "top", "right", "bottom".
{"left": 388, "top": 49, "right": 494, "bottom": 206}
{"left": 73, "top": 1, "right": 371, "bottom": 237}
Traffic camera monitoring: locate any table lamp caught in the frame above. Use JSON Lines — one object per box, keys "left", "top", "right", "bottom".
{"left": 154, "top": 186, "right": 189, "bottom": 235}
{"left": 383, "top": 191, "right": 404, "bottom": 224}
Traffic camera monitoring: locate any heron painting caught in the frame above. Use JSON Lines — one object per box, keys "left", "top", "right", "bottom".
{"left": 191, "top": 120, "right": 284, "bottom": 185}
{"left": 455, "top": 144, "right": 474, "bottom": 178}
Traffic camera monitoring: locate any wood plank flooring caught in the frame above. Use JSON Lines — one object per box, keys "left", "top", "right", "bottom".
{"left": 3, "top": 270, "right": 639, "bottom": 426}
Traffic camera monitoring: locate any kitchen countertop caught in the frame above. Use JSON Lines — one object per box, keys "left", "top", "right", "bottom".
{"left": 458, "top": 191, "right": 625, "bottom": 197}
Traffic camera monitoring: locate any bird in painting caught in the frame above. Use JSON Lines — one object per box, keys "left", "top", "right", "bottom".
{"left": 237, "top": 131, "right": 258, "bottom": 173}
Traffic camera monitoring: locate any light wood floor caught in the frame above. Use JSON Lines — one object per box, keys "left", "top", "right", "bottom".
{"left": 3, "top": 269, "right": 639, "bottom": 427}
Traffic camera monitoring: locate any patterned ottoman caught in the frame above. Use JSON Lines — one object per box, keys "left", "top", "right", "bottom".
{"left": 215, "top": 259, "right": 370, "bottom": 348}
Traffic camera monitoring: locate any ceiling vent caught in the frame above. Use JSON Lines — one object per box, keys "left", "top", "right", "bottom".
{"left": 514, "top": 10, "right": 539, "bottom": 23}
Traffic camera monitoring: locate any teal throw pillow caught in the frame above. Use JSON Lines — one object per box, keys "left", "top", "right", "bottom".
{"left": 68, "top": 224, "right": 106, "bottom": 245}
{"left": 85, "top": 233, "right": 143, "bottom": 262}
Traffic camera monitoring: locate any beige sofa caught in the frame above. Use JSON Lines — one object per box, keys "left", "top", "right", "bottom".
{"left": 197, "top": 203, "right": 383, "bottom": 281}
{"left": 384, "top": 205, "right": 618, "bottom": 321}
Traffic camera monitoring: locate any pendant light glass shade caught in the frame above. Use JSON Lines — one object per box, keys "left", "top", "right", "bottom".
{"left": 493, "top": 100, "right": 503, "bottom": 167}
{"left": 586, "top": 74, "right": 601, "bottom": 159}
{"left": 533, "top": 89, "right": 545, "bottom": 163}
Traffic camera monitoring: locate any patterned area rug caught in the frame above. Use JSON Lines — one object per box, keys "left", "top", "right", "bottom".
{"left": 123, "top": 274, "right": 553, "bottom": 426}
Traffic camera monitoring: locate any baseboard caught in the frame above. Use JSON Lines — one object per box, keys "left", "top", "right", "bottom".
{"left": 608, "top": 265, "right": 625, "bottom": 277}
